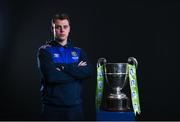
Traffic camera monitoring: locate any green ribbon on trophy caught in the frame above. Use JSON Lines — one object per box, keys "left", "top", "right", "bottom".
{"left": 96, "top": 65, "right": 104, "bottom": 111}
{"left": 128, "top": 64, "right": 141, "bottom": 115}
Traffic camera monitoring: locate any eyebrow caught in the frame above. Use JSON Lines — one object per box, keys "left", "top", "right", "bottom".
{"left": 55, "top": 25, "right": 69, "bottom": 27}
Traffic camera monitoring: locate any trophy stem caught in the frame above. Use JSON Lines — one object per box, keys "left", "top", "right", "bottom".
{"left": 104, "top": 87, "right": 130, "bottom": 111}
{"left": 111, "top": 87, "right": 121, "bottom": 95}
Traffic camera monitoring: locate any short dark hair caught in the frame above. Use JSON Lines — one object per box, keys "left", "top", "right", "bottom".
{"left": 51, "top": 13, "right": 71, "bottom": 25}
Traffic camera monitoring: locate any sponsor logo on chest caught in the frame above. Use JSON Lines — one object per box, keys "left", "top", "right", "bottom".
{"left": 53, "top": 53, "right": 59, "bottom": 58}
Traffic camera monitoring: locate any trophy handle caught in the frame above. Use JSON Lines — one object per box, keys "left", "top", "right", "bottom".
{"left": 97, "top": 58, "right": 107, "bottom": 67}
{"left": 97, "top": 58, "right": 109, "bottom": 84}
{"left": 128, "top": 57, "right": 138, "bottom": 68}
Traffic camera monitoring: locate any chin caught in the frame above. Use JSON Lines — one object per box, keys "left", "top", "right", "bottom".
{"left": 57, "top": 37, "right": 66, "bottom": 42}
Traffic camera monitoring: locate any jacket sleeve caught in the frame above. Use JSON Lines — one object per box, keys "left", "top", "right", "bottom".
{"left": 37, "top": 47, "right": 75, "bottom": 83}
{"left": 62, "top": 49, "right": 93, "bottom": 80}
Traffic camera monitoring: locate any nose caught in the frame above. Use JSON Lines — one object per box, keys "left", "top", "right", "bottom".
{"left": 60, "top": 29, "right": 64, "bottom": 32}
{"left": 60, "top": 27, "right": 65, "bottom": 32}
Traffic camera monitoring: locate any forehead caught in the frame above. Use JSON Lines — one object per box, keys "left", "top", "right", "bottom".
{"left": 54, "top": 19, "right": 70, "bottom": 25}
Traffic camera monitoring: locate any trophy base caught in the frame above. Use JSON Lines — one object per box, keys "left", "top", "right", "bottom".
{"left": 104, "top": 94, "right": 130, "bottom": 111}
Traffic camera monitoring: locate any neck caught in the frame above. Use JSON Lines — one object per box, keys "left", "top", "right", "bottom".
{"left": 57, "top": 39, "right": 68, "bottom": 46}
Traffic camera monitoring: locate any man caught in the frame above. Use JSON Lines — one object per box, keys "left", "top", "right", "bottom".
{"left": 37, "top": 13, "right": 93, "bottom": 120}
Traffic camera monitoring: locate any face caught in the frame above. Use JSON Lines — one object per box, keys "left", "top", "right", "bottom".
{"left": 52, "top": 19, "right": 70, "bottom": 42}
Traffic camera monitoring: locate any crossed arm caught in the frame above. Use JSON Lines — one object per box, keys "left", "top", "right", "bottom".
{"left": 37, "top": 48, "right": 93, "bottom": 83}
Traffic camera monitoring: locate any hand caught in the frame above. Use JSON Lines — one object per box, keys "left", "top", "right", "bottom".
{"left": 78, "top": 61, "right": 87, "bottom": 67}
{"left": 56, "top": 65, "right": 64, "bottom": 71}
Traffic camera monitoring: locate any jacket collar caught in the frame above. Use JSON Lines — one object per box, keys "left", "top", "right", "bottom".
{"left": 47, "top": 39, "right": 73, "bottom": 48}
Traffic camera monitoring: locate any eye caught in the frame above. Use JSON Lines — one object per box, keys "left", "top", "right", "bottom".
{"left": 55, "top": 26, "right": 61, "bottom": 29}
{"left": 63, "top": 25, "right": 69, "bottom": 29}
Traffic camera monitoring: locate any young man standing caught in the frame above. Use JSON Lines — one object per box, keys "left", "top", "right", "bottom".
{"left": 37, "top": 13, "right": 93, "bottom": 120}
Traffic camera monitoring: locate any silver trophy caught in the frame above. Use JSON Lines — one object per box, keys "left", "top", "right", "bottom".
{"left": 97, "top": 57, "right": 138, "bottom": 111}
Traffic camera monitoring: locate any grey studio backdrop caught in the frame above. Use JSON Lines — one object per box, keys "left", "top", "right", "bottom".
{"left": 0, "top": 0, "right": 179, "bottom": 120}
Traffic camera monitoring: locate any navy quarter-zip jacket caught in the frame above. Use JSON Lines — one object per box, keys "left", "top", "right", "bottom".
{"left": 37, "top": 40, "right": 93, "bottom": 106}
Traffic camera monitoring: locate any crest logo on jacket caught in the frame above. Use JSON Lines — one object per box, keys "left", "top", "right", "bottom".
{"left": 71, "top": 51, "right": 79, "bottom": 60}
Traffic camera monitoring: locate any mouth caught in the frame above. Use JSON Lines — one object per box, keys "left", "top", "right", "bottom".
{"left": 57, "top": 34, "right": 65, "bottom": 38}
{"left": 60, "top": 34, "right": 65, "bottom": 37}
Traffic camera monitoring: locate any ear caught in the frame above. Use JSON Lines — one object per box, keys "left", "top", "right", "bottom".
{"left": 69, "top": 25, "right": 71, "bottom": 33}
{"left": 51, "top": 23, "right": 55, "bottom": 32}
{"left": 51, "top": 24, "right": 56, "bottom": 39}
